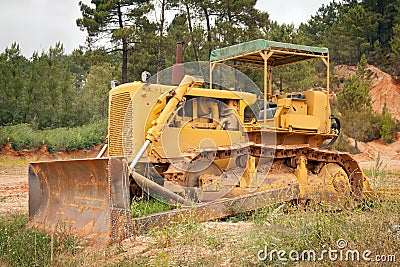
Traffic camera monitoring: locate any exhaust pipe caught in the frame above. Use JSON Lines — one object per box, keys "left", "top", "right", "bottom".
{"left": 172, "top": 42, "right": 185, "bottom": 85}
{"left": 131, "top": 171, "right": 192, "bottom": 206}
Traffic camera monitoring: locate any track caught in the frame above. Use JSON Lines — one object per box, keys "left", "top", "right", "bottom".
{"left": 189, "top": 143, "right": 365, "bottom": 198}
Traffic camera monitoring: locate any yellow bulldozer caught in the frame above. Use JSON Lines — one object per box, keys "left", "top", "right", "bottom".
{"left": 28, "top": 39, "right": 398, "bottom": 246}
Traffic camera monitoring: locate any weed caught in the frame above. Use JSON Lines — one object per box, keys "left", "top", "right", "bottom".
{"left": 205, "top": 235, "right": 223, "bottom": 250}
{"left": 251, "top": 204, "right": 286, "bottom": 224}
{"left": 368, "top": 152, "right": 386, "bottom": 179}
{"left": 154, "top": 251, "right": 170, "bottom": 267}
{"left": 364, "top": 153, "right": 400, "bottom": 189}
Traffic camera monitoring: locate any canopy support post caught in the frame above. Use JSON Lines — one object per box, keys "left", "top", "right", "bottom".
{"left": 260, "top": 51, "right": 274, "bottom": 127}
{"left": 321, "top": 56, "right": 330, "bottom": 132}
{"left": 210, "top": 62, "right": 217, "bottom": 89}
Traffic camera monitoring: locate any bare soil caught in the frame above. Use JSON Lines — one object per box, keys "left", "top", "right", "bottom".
{"left": 0, "top": 170, "right": 28, "bottom": 214}
{"left": 351, "top": 133, "right": 400, "bottom": 171}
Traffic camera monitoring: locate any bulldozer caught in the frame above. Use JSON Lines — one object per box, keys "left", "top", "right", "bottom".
{"left": 28, "top": 39, "right": 398, "bottom": 246}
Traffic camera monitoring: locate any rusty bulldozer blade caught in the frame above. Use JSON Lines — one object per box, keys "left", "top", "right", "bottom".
{"left": 28, "top": 157, "right": 133, "bottom": 246}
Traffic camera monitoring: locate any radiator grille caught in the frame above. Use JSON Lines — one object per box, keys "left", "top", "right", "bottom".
{"left": 109, "top": 92, "right": 131, "bottom": 156}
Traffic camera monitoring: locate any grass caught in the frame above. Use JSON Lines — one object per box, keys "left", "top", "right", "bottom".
{"left": 0, "top": 214, "right": 84, "bottom": 267}
{"left": 2, "top": 198, "right": 399, "bottom": 266}
{"left": 363, "top": 152, "right": 400, "bottom": 189}
{"left": 1, "top": 195, "right": 399, "bottom": 266}
{"left": 111, "top": 162, "right": 400, "bottom": 266}
{"left": 246, "top": 201, "right": 399, "bottom": 266}
{"left": 130, "top": 197, "right": 172, "bottom": 218}
{"left": 0, "top": 158, "right": 30, "bottom": 164}
{"left": 119, "top": 199, "right": 400, "bottom": 266}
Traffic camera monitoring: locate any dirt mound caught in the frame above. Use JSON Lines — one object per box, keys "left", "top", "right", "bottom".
{"left": 0, "top": 142, "right": 105, "bottom": 160}
{"left": 334, "top": 64, "right": 400, "bottom": 121}
{"left": 367, "top": 65, "right": 400, "bottom": 121}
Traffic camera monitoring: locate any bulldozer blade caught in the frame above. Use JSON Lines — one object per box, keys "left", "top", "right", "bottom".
{"left": 28, "top": 157, "right": 133, "bottom": 246}
{"left": 133, "top": 185, "right": 300, "bottom": 234}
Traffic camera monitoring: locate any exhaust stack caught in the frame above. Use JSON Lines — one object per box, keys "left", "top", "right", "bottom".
{"left": 172, "top": 42, "right": 185, "bottom": 85}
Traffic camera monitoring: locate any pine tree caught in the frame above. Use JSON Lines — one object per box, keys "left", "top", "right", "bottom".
{"left": 76, "top": 0, "right": 153, "bottom": 83}
{"left": 390, "top": 23, "right": 400, "bottom": 75}
{"left": 337, "top": 58, "right": 373, "bottom": 152}
{"left": 0, "top": 43, "right": 29, "bottom": 125}
{"left": 380, "top": 103, "right": 394, "bottom": 143}
{"left": 326, "top": 5, "right": 377, "bottom": 64}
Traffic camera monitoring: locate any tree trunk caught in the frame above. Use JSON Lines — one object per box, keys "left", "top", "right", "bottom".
{"left": 351, "top": 121, "right": 360, "bottom": 153}
{"left": 227, "top": 11, "right": 235, "bottom": 44}
{"left": 157, "top": 0, "right": 166, "bottom": 82}
{"left": 122, "top": 39, "right": 128, "bottom": 84}
{"left": 117, "top": 1, "right": 127, "bottom": 83}
{"left": 185, "top": 2, "right": 199, "bottom": 62}
{"left": 201, "top": 4, "right": 212, "bottom": 57}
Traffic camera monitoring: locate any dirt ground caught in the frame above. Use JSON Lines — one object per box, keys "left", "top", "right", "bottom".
{"left": 0, "top": 165, "right": 28, "bottom": 214}
{"left": 352, "top": 133, "right": 400, "bottom": 171}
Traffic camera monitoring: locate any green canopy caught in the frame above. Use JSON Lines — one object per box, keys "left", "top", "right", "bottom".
{"left": 210, "top": 39, "right": 328, "bottom": 67}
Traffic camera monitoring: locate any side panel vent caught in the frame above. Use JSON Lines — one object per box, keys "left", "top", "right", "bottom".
{"left": 109, "top": 92, "right": 131, "bottom": 156}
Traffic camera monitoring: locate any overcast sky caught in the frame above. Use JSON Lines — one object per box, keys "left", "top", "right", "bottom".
{"left": 0, "top": 0, "right": 331, "bottom": 57}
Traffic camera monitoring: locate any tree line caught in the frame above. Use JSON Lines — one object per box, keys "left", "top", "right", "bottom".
{"left": 1, "top": 0, "right": 399, "bottom": 146}
{"left": 75, "top": 0, "right": 400, "bottom": 81}
{"left": 0, "top": 42, "right": 117, "bottom": 129}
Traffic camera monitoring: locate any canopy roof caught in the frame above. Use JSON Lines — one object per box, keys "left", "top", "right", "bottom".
{"left": 210, "top": 39, "right": 328, "bottom": 67}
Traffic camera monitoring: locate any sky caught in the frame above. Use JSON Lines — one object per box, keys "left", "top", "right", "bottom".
{"left": 0, "top": 0, "right": 331, "bottom": 57}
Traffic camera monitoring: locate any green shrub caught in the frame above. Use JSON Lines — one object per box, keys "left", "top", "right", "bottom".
{"left": 0, "top": 120, "right": 107, "bottom": 152}
{"left": 332, "top": 132, "right": 358, "bottom": 154}
{"left": 44, "top": 119, "right": 107, "bottom": 152}
{"left": 0, "top": 124, "right": 43, "bottom": 150}
{"left": 362, "top": 113, "right": 382, "bottom": 142}
{"left": 379, "top": 103, "right": 399, "bottom": 144}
